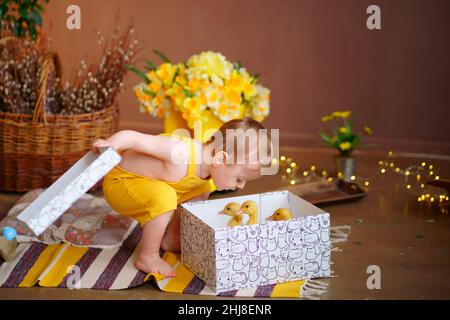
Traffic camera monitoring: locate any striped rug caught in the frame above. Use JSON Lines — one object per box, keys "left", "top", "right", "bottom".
{"left": 0, "top": 224, "right": 336, "bottom": 298}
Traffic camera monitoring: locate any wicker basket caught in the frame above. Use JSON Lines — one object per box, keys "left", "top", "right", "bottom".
{"left": 0, "top": 53, "right": 120, "bottom": 192}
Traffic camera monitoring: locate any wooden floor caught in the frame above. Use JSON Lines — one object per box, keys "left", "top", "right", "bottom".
{"left": 1, "top": 146, "right": 449, "bottom": 300}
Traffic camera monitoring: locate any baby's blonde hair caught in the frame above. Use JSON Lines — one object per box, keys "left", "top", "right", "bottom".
{"left": 206, "top": 118, "right": 272, "bottom": 166}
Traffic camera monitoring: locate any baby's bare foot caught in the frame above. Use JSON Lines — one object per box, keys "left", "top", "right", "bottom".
{"left": 135, "top": 255, "right": 176, "bottom": 277}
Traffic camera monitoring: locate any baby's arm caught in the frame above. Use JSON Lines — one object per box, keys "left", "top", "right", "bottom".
{"left": 91, "top": 130, "right": 188, "bottom": 164}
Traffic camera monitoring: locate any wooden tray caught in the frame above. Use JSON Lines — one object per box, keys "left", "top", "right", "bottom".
{"left": 279, "top": 179, "right": 367, "bottom": 207}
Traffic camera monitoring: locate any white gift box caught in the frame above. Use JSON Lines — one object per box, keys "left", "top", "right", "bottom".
{"left": 17, "top": 147, "right": 122, "bottom": 236}
{"left": 180, "top": 190, "right": 331, "bottom": 293}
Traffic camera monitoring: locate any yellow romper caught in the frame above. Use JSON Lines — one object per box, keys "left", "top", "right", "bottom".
{"left": 102, "top": 134, "right": 212, "bottom": 226}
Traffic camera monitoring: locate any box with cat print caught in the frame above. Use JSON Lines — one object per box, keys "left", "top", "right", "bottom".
{"left": 180, "top": 190, "right": 331, "bottom": 293}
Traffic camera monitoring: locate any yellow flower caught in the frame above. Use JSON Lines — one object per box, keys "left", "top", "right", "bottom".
{"left": 148, "top": 81, "right": 161, "bottom": 93}
{"left": 183, "top": 97, "right": 201, "bottom": 112}
{"left": 339, "top": 142, "right": 351, "bottom": 151}
{"left": 224, "top": 86, "right": 242, "bottom": 105}
{"left": 156, "top": 63, "right": 177, "bottom": 86}
{"left": 242, "top": 81, "right": 257, "bottom": 100}
{"left": 187, "top": 51, "right": 233, "bottom": 80}
{"left": 332, "top": 111, "right": 351, "bottom": 119}
{"left": 364, "top": 126, "right": 373, "bottom": 135}
{"left": 339, "top": 126, "right": 350, "bottom": 134}
{"left": 205, "top": 87, "right": 221, "bottom": 108}
{"left": 226, "top": 70, "right": 244, "bottom": 89}
{"left": 187, "top": 78, "right": 202, "bottom": 92}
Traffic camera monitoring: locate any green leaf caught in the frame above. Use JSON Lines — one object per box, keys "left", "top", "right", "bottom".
{"left": 174, "top": 80, "right": 194, "bottom": 97}
{"left": 145, "top": 59, "right": 157, "bottom": 71}
{"left": 234, "top": 61, "right": 242, "bottom": 72}
{"left": 125, "top": 64, "right": 151, "bottom": 84}
{"left": 152, "top": 49, "right": 171, "bottom": 63}
{"left": 319, "top": 132, "right": 333, "bottom": 147}
{"left": 142, "top": 87, "right": 156, "bottom": 98}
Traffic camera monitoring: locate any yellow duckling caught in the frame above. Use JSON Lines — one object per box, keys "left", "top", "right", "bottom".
{"left": 238, "top": 200, "right": 259, "bottom": 225}
{"left": 218, "top": 202, "right": 245, "bottom": 227}
{"left": 266, "top": 208, "right": 293, "bottom": 221}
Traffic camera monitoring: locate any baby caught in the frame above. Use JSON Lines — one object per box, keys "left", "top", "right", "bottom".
{"left": 91, "top": 118, "right": 272, "bottom": 277}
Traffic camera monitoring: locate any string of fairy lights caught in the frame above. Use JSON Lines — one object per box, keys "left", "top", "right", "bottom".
{"left": 273, "top": 151, "right": 449, "bottom": 209}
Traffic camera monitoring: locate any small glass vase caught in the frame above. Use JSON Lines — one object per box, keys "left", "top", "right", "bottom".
{"left": 334, "top": 154, "right": 357, "bottom": 182}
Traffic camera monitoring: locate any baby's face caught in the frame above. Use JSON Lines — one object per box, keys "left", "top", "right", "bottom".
{"left": 211, "top": 163, "right": 261, "bottom": 191}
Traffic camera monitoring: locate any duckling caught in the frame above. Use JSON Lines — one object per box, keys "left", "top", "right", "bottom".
{"left": 218, "top": 202, "right": 244, "bottom": 227}
{"left": 266, "top": 208, "right": 293, "bottom": 221}
{"left": 238, "top": 200, "right": 259, "bottom": 225}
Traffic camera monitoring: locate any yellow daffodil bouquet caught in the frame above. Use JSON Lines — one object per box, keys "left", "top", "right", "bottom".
{"left": 126, "top": 50, "right": 270, "bottom": 133}
{"left": 319, "top": 111, "right": 373, "bottom": 157}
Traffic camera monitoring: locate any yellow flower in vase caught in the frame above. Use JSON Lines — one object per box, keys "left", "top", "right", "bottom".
{"left": 156, "top": 63, "right": 177, "bottom": 86}
{"left": 332, "top": 111, "right": 351, "bottom": 119}
{"left": 223, "top": 86, "right": 242, "bottom": 105}
{"left": 242, "top": 81, "right": 257, "bottom": 100}
{"left": 205, "top": 86, "right": 222, "bottom": 109}
{"left": 339, "top": 126, "right": 350, "bottom": 134}
{"left": 339, "top": 141, "right": 352, "bottom": 151}
{"left": 187, "top": 51, "right": 234, "bottom": 80}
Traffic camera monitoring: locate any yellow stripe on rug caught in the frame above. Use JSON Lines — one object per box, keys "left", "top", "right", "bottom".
{"left": 19, "top": 244, "right": 62, "bottom": 287}
{"left": 271, "top": 279, "right": 307, "bottom": 298}
{"left": 39, "top": 245, "right": 89, "bottom": 287}
{"left": 159, "top": 253, "right": 195, "bottom": 293}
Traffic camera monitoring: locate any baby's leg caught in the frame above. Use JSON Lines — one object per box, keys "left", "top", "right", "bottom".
{"left": 135, "top": 210, "right": 176, "bottom": 277}
{"left": 161, "top": 207, "right": 181, "bottom": 253}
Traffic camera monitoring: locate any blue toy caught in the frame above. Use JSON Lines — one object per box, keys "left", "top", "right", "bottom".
{"left": 2, "top": 227, "right": 17, "bottom": 241}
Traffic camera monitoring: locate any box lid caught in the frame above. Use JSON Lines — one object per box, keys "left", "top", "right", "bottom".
{"left": 17, "top": 147, "right": 121, "bottom": 236}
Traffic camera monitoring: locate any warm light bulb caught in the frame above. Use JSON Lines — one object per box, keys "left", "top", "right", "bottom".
{"left": 388, "top": 151, "right": 393, "bottom": 156}
{"left": 381, "top": 168, "right": 386, "bottom": 173}
{"left": 395, "top": 168, "right": 400, "bottom": 173}
{"left": 303, "top": 171, "right": 308, "bottom": 177}
{"left": 310, "top": 165, "right": 316, "bottom": 171}
{"left": 429, "top": 171, "right": 434, "bottom": 175}
{"left": 429, "top": 165, "right": 433, "bottom": 170}
{"left": 290, "top": 162, "right": 297, "bottom": 168}
{"left": 350, "top": 175, "right": 356, "bottom": 181}
{"left": 406, "top": 184, "right": 411, "bottom": 189}
{"left": 280, "top": 156, "right": 286, "bottom": 161}
{"left": 416, "top": 174, "right": 421, "bottom": 181}
{"left": 337, "top": 172, "right": 343, "bottom": 178}
{"left": 405, "top": 171, "right": 410, "bottom": 176}
{"left": 286, "top": 168, "right": 292, "bottom": 173}
{"left": 421, "top": 162, "right": 426, "bottom": 167}
{"left": 271, "top": 158, "right": 278, "bottom": 165}
{"left": 430, "top": 197, "right": 434, "bottom": 202}
{"left": 290, "top": 180, "right": 296, "bottom": 185}
{"left": 364, "top": 181, "right": 370, "bottom": 187}
{"left": 378, "top": 161, "right": 384, "bottom": 166}
{"left": 420, "top": 184, "right": 424, "bottom": 188}
{"left": 390, "top": 162, "right": 394, "bottom": 168}
{"left": 327, "top": 177, "right": 333, "bottom": 182}
{"left": 417, "top": 197, "right": 422, "bottom": 202}
{"left": 322, "top": 171, "right": 327, "bottom": 176}
{"left": 435, "top": 176, "right": 440, "bottom": 180}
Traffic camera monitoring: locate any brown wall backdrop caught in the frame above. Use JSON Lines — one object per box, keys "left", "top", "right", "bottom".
{"left": 42, "top": 0, "right": 450, "bottom": 155}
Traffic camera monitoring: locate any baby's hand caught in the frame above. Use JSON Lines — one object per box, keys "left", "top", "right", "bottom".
{"left": 90, "top": 138, "right": 115, "bottom": 155}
